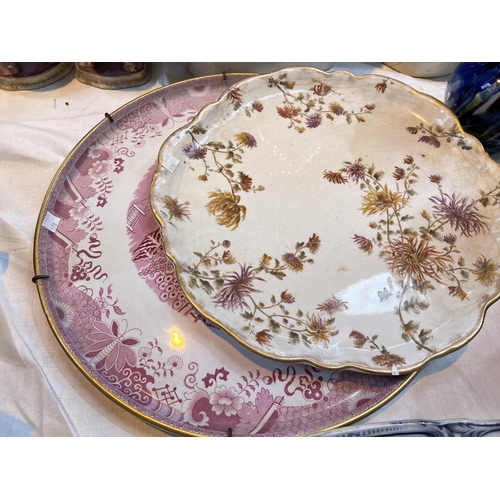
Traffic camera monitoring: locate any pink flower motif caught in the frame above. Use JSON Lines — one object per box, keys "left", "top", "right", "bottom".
{"left": 306, "top": 112, "right": 322, "bottom": 129}
{"left": 167, "top": 355, "right": 183, "bottom": 370}
{"left": 85, "top": 319, "right": 140, "bottom": 372}
{"left": 88, "top": 160, "right": 111, "bottom": 179}
{"left": 137, "top": 347, "right": 151, "bottom": 359}
{"left": 138, "top": 347, "right": 152, "bottom": 360}
{"left": 344, "top": 159, "right": 367, "bottom": 184}
{"left": 317, "top": 295, "right": 348, "bottom": 314}
{"left": 95, "top": 297, "right": 108, "bottom": 314}
{"left": 209, "top": 385, "right": 244, "bottom": 417}
{"left": 429, "top": 192, "right": 488, "bottom": 237}
{"left": 69, "top": 204, "right": 91, "bottom": 220}
{"left": 213, "top": 264, "right": 264, "bottom": 311}
{"left": 183, "top": 143, "right": 207, "bottom": 160}
{"left": 147, "top": 124, "right": 161, "bottom": 138}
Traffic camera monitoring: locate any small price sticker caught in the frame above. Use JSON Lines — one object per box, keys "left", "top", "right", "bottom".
{"left": 163, "top": 153, "right": 180, "bottom": 173}
{"left": 391, "top": 364, "right": 400, "bottom": 376}
{"left": 42, "top": 212, "right": 60, "bottom": 233}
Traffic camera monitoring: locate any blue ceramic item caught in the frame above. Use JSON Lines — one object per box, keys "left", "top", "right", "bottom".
{"left": 445, "top": 62, "right": 500, "bottom": 154}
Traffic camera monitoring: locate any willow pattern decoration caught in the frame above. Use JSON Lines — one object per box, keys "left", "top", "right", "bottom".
{"left": 324, "top": 155, "right": 500, "bottom": 366}
{"left": 36, "top": 72, "right": 425, "bottom": 438}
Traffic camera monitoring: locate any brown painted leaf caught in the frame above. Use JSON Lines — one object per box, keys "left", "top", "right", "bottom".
{"left": 418, "top": 135, "right": 441, "bottom": 148}
{"left": 329, "top": 102, "right": 344, "bottom": 116}
{"left": 323, "top": 170, "right": 348, "bottom": 184}
{"left": 350, "top": 330, "right": 367, "bottom": 348}
{"left": 276, "top": 105, "right": 301, "bottom": 119}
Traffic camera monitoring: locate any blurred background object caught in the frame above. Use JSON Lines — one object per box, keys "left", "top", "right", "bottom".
{"left": 75, "top": 62, "right": 152, "bottom": 89}
{"left": 0, "top": 62, "right": 74, "bottom": 91}
{"left": 383, "top": 62, "right": 458, "bottom": 78}
{"left": 187, "top": 62, "right": 333, "bottom": 77}
{"left": 445, "top": 62, "right": 500, "bottom": 154}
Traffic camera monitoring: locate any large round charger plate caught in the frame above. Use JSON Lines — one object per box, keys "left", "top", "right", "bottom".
{"left": 34, "top": 74, "right": 415, "bottom": 437}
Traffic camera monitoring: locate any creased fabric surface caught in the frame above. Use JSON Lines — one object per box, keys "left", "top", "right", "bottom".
{"left": 1, "top": 62, "right": 499, "bottom": 436}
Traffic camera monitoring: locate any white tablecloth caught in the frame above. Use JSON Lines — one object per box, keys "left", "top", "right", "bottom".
{"left": 1, "top": 62, "right": 499, "bottom": 436}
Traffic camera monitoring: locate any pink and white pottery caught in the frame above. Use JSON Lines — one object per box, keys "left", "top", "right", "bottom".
{"left": 34, "top": 74, "right": 414, "bottom": 436}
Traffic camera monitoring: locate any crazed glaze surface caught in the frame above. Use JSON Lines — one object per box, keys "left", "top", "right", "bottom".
{"left": 152, "top": 67, "right": 500, "bottom": 375}
{"left": 34, "top": 74, "right": 413, "bottom": 436}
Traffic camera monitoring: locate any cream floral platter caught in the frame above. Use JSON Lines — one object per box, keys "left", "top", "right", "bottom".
{"left": 151, "top": 67, "right": 500, "bottom": 375}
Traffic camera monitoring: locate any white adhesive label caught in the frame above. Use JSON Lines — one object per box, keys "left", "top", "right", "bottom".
{"left": 163, "top": 153, "right": 180, "bottom": 173}
{"left": 42, "top": 212, "right": 60, "bottom": 232}
{"left": 391, "top": 364, "right": 399, "bottom": 376}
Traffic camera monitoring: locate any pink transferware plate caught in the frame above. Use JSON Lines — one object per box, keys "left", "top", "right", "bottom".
{"left": 33, "top": 73, "right": 414, "bottom": 436}
{"left": 152, "top": 67, "right": 500, "bottom": 375}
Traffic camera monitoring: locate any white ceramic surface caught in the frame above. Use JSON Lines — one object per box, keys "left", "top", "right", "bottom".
{"left": 152, "top": 67, "right": 500, "bottom": 375}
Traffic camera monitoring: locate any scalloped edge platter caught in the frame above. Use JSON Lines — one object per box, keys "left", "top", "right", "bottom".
{"left": 152, "top": 67, "right": 500, "bottom": 375}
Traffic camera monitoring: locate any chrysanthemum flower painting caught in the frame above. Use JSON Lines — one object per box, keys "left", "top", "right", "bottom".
{"left": 324, "top": 154, "right": 500, "bottom": 367}
{"left": 153, "top": 67, "right": 500, "bottom": 373}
